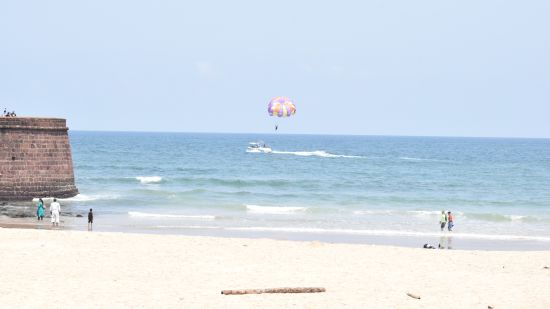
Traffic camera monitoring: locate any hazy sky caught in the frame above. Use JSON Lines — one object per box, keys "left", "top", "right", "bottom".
{"left": 1, "top": 1, "right": 549, "bottom": 137}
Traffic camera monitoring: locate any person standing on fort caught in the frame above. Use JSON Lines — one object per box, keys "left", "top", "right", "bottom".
{"left": 36, "top": 198, "right": 45, "bottom": 221}
{"left": 50, "top": 198, "right": 61, "bottom": 227}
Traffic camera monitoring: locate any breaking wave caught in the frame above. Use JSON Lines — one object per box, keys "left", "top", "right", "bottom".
{"left": 43, "top": 194, "right": 120, "bottom": 202}
{"left": 136, "top": 176, "right": 163, "bottom": 184}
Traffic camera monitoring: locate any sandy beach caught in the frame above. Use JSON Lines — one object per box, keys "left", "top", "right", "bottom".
{"left": 1, "top": 227, "right": 548, "bottom": 308}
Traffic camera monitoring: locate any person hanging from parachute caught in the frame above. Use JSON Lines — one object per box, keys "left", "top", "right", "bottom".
{"left": 267, "top": 96, "right": 296, "bottom": 131}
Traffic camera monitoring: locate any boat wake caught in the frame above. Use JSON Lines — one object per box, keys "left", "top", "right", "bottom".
{"left": 272, "top": 150, "right": 362, "bottom": 158}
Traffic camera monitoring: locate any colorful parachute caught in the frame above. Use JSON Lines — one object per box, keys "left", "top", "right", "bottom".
{"left": 267, "top": 97, "right": 296, "bottom": 118}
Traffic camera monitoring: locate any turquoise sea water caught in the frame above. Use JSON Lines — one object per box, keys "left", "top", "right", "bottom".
{"left": 38, "top": 132, "right": 550, "bottom": 249}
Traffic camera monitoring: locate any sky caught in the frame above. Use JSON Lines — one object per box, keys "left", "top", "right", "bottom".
{"left": 0, "top": 0, "right": 549, "bottom": 137}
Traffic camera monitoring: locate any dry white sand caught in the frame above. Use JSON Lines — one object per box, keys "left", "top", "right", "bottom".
{"left": 1, "top": 228, "right": 549, "bottom": 308}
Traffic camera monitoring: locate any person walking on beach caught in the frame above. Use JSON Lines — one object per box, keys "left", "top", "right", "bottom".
{"left": 88, "top": 208, "right": 93, "bottom": 230}
{"left": 50, "top": 198, "right": 61, "bottom": 227}
{"left": 447, "top": 211, "right": 454, "bottom": 231}
{"left": 36, "top": 198, "right": 45, "bottom": 221}
{"left": 439, "top": 210, "right": 447, "bottom": 231}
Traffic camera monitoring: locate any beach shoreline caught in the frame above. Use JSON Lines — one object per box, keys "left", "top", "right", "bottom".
{"left": 2, "top": 214, "right": 550, "bottom": 252}
{"left": 1, "top": 227, "right": 549, "bottom": 308}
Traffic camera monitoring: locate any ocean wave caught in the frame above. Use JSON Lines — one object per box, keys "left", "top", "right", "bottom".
{"left": 129, "top": 188, "right": 279, "bottom": 199}
{"left": 32, "top": 194, "right": 119, "bottom": 203}
{"left": 353, "top": 210, "right": 464, "bottom": 216}
{"left": 136, "top": 176, "right": 163, "bottom": 184}
{"left": 221, "top": 226, "right": 550, "bottom": 242}
{"left": 399, "top": 157, "right": 453, "bottom": 163}
{"left": 183, "top": 177, "right": 301, "bottom": 188}
{"left": 464, "top": 213, "right": 540, "bottom": 223}
{"left": 272, "top": 150, "right": 363, "bottom": 158}
{"left": 61, "top": 194, "right": 103, "bottom": 202}
{"left": 128, "top": 211, "right": 215, "bottom": 220}
{"left": 246, "top": 205, "right": 307, "bottom": 214}
{"left": 0, "top": 205, "right": 32, "bottom": 210}
{"left": 353, "top": 210, "right": 394, "bottom": 215}
{"left": 175, "top": 167, "right": 217, "bottom": 174}
{"left": 76, "top": 164, "right": 148, "bottom": 171}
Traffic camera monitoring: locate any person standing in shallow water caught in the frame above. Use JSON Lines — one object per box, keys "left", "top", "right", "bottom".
{"left": 36, "top": 198, "right": 45, "bottom": 220}
{"left": 439, "top": 210, "right": 447, "bottom": 231}
{"left": 88, "top": 209, "right": 93, "bottom": 230}
{"left": 447, "top": 211, "right": 454, "bottom": 231}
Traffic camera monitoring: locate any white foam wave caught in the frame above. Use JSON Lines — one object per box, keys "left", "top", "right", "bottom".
{"left": 128, "top": 211, "right": 215, "bottom": 220}
{"left": 62, "top": 194, "right": 102, "bottom": 202}
{"left": 272, "top": 150, "right": 362, "bottom": 158}
{"left": 399, "top": 157, "right": 452, "bottom": 163}
{"left": 136, "top": 176, "right": 163, "bottom": 184}
{"left": 33, "top": 194, "right": 117, "bottom": 203}
{"left": 406, "top": 210, "right": 466, "bottom": 217}
{"left": 353, "top": 210, "right": 464, "bottom": 216}
{"left": 246, "top": 205, "right": 307, "bottom": 214}
{"left": 222, "top": 226, "right": 550, "bottom": 242}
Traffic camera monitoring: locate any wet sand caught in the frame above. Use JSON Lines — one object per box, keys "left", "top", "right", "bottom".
{"left": 1, "top": 214, "right": 549, "bottom": 251}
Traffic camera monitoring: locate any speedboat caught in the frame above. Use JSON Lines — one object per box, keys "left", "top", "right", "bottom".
{"left": 246, "top": 142, "right": 272, "bottom": 153}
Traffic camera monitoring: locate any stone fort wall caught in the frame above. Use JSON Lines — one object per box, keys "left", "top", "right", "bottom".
{"left": 0, "top": 117, "right": 78, "bottom": 201}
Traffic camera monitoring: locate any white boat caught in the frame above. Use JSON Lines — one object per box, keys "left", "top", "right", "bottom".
{"left": 246, "top": 142, "right": 272, "bottom": 153}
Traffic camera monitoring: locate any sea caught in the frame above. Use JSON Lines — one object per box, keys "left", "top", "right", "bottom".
{"left": 4, "top": 132, "right": 550, "bottom": 250}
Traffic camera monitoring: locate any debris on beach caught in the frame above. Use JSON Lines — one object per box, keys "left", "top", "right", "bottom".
{"left": 221, "top": 287, "right": 325, "bottom": 295}
{"left": 406, "top": 292, "right": 421, "bottom": 299}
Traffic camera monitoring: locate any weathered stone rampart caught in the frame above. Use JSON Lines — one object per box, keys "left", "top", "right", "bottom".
{"left": 0, "top": 117, "right": 78, "bottom": 201}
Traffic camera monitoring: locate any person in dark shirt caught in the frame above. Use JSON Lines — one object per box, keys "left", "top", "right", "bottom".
{"left": 88, "top": 208, "right": 93, "bottom": 230}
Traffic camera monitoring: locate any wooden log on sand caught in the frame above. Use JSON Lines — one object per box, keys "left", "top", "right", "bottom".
{"left": 221, "top": 287, "right": 326, "bottom": 295}
{"left": 406, "top": 292, "right": 421, "bottom": 299}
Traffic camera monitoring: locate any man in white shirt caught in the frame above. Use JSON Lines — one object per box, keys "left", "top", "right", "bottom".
{"left": 50, "top": 198, "right": 61, "bottom": 226}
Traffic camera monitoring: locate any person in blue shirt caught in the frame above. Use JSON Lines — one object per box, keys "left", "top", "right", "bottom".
{"left": 36, "top": 198, "right": 45, "bottom": 220}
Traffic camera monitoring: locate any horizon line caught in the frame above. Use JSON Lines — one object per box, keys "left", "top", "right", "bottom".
{"left": 68, "top": 129, "right": 550, "bottom": 140}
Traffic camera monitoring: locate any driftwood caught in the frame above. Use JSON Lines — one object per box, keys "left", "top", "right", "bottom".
{"left": 221, "top": 287, "right": 325, "bottom": 295}
{"left": 406, "top": 292, "right": 421, "bottom": 299}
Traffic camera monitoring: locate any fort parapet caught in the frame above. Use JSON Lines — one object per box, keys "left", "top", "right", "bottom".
{"left": 0, "top": 117, "right": 78, "bottom": 201}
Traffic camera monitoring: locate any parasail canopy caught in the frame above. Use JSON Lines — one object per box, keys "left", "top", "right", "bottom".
{"left": 267, "top": 96, "right": 296, "bottom": 118}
